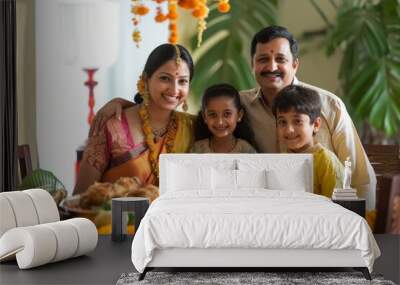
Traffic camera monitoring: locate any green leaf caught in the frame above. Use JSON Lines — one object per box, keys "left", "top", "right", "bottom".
{"left": 347, "top": 55, "right": 400, "bottom": 136}
{"left": 323, "top": 0, "right": 400, "bottom": 137}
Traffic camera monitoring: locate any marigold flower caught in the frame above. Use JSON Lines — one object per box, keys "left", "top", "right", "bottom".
{"left": 169, "top": 4, "right": 177, "bottom": 12}
{"left": 187, "top": 0, "right": 197, "bottom": 9}
{"left": 133, "top": 5, "right": 149, "bottom": 16}
{"left": 169, "top": 34, "right": 178, "bottom": 44}
{"left": 218, "top": 2, "right": 230, "bottom": 13}
{"left": 192, "top": 5, "right": 208, "bottom": 18}
{"left": 178, "top": 0, "right": 196, "bottom": 9}
{"left": 168, "top": 11, "right": 179, "bottom": 20}
{"left": 178, "top": 0, "right": 189, "bottom": 9}
{"left": 169, "top": 23, "right": 177, "bottom": 30}
{"left": 155, "top": 13, "right": 167, "bottom": 22}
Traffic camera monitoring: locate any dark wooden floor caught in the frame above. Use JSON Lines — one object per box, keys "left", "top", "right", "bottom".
{"left": 0, "top": 235, "right": 398, "bottom": 285}
{"left": 0, "top": 236, "right": 134, "bottom": 285}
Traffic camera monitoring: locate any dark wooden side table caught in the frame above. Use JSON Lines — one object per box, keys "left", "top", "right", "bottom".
{"left": 112, "top": 197, "right": 149, "bottom": 242}
{"left": 332, "top": 198, "right": 366, "bottom": 218}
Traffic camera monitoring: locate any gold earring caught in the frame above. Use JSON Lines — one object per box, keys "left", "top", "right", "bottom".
{"left": 182, "top": 100, "right": 188, "bottom": 112}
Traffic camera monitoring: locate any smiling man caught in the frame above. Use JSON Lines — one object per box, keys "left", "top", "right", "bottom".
{"left": 240, "top": 26, "right": 376, "bottom": 210}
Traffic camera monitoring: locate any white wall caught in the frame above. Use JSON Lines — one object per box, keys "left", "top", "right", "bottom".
{"left": 35, "top": 0, "right": 168, "bottom": 193}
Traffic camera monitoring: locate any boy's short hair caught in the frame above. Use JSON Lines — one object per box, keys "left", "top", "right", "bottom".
{"left": 272, "top": 85, "right": 321, "bottom": 123}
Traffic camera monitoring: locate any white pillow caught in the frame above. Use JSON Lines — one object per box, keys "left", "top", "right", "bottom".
{"left": 167, "top": 163, "right": 212, "bottom": 191}
{"left": 237, "top": 169, "right": 267, "bottom": 188}
{"left": 266, "top": 167, "right": 307, "bottom": 191}
{"left": 212, "top": 168, "right": 237, "bottom": 190}
{"left": 238, "top": 159, "right": 308, "bottom": 192}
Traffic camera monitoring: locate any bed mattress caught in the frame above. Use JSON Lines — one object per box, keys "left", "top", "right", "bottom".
{"left": 131, "top": 190, "right": 380, "bottom": 273}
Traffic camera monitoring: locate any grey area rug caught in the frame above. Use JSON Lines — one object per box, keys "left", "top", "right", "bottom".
{"left": 116, "top": 271, "right": 395, "bottom": 285}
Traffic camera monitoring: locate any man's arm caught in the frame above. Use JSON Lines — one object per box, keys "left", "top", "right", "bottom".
{"left": 90, "top": 98, "right": 134, "bottom": 136}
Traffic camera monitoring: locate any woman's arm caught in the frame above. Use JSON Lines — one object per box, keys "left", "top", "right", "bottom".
{"left": 73, "top": 160, "right": 102, "bottom": 195}
{"left": 73, "top": 126, "right": 110, "bottom": 195}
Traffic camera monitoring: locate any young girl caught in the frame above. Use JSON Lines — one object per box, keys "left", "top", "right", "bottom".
{"left": 191, "top": 83, "right": 257, "bottom": 153}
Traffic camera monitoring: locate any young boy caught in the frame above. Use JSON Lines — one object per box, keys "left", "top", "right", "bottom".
{"left": 272, "top": 85, "right": 344, "bottom": 198}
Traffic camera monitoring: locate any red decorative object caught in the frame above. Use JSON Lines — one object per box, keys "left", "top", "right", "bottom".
{"left": 83, "top": 68, "right": 98, "bottom": 126}
{"left": 76, "top": 68, "right": 98, "bottom": 184}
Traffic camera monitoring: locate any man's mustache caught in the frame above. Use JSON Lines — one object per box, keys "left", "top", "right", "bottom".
{"left": 261, "top": 71, "right": 282, "bottom": 77}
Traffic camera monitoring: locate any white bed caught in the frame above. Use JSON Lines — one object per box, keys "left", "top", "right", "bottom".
{"left": 131, "top": 154, "right": 380, "bottom": 280}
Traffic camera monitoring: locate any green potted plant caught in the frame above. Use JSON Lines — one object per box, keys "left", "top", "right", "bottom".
{"left": 311, "top": 0, "right": 400, "bottom": 140}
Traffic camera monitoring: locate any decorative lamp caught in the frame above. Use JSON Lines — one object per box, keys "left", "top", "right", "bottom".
{"left": 58, "top": 0, "right": 120, "bottom": 180}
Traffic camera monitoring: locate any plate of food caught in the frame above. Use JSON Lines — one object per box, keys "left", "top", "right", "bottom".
{"left": 60, "top": 177, "right": 159, "bottom": 234}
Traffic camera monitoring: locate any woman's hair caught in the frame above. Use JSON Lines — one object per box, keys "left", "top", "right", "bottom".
{"left": 194, "top": 83, "right": 256, "bottom": 149}
{"left": 134, "top": 43, "right": 194, "bottom": 103}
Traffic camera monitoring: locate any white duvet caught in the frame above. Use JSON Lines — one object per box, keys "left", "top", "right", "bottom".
{"left": 131, "top": 190, "right": 380, "bottom": 273}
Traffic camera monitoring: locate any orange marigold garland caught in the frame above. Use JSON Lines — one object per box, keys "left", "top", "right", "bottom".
{"left": 191, "top": 0, "right": 208, "bottom": 47}
{"left": 131, "top": 0, "right": 150, "bottom": 47}
{"left": 138, "top": 104, "right": 178, "bottom": 179}
{"left": 131, "top": 0, "right": 230, "bottom": 47}
{"left": 168, "top": 0, "right": 179, "bottom": 44}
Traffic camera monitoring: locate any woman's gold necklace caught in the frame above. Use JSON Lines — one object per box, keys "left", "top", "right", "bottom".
{"left": 152, "top": 126, "right": 168, "bottom": 139}
{"left": 138, "top": 104, "right": 178, "bottom": 179}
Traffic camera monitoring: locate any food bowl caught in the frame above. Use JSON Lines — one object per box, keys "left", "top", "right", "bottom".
{"left": 60, "top": 195, "right": 139, "bottom": 235}
{"left": 60, "top": 195, "right": 101, "bottom": 222}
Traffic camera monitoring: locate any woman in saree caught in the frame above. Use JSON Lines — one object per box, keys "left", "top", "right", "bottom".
{"left": 73, "top": 44, "right": 195, "bottom": 195}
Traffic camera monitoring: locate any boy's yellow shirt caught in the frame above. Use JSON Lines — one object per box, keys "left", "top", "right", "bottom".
{"left": 289, "top": 143, "right": 376, "bottom": 230}
{"left": 312, "top": 144, "right": 345, "bottom": 197}
{"left": 289, "top": 143, "right": 344, "bottom": 198}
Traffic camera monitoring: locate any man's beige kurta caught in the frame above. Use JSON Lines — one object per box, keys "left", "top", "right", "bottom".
{"left": 240, "top": 79, "right": 376, "bottom": 210}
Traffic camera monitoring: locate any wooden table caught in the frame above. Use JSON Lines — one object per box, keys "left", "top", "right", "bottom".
{"left": 332, "top": 198, "right": 366, "bottom": 218}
